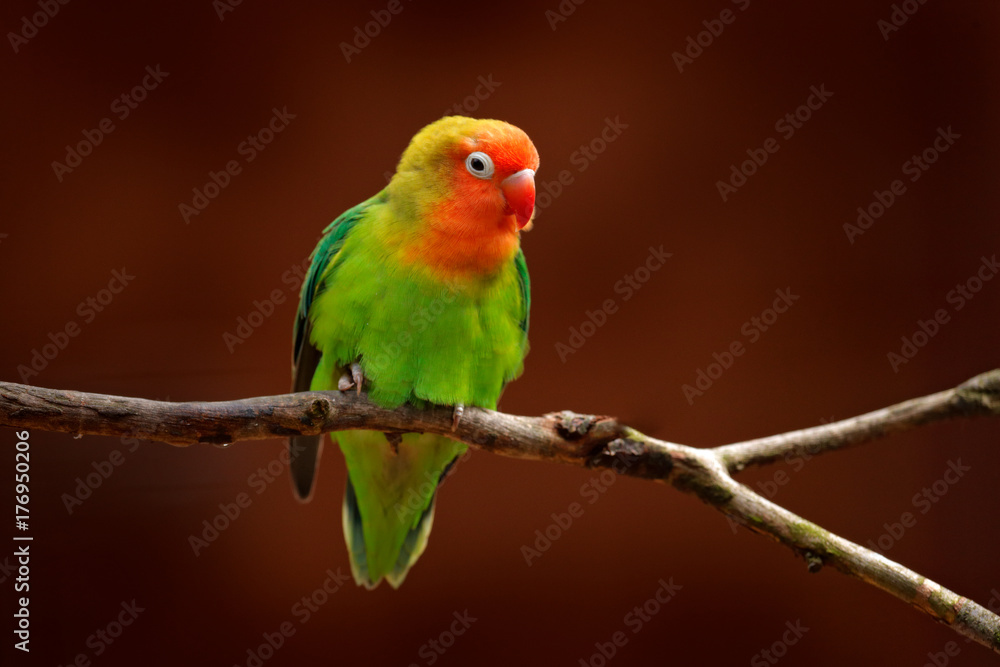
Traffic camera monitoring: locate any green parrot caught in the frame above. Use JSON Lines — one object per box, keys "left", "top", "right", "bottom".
{"left": 289, "top": 116, "right": 539, "bottom": 589}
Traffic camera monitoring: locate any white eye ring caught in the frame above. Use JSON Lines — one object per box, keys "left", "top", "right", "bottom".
{"left": 465, "top": 151, "right": 494, "bottom": 179}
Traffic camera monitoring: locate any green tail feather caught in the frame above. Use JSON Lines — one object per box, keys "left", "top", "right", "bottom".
{"left": 343, "top": 477, "right": 437, "bottom": 589}
{"left": 342, "top": 478, "right": 373, "bottom": 587}
{"left": 338, "top": 430, "right": 465, "bottom": 589}
{"left": 387, "top": 497, "right": 436, "bottom": 589}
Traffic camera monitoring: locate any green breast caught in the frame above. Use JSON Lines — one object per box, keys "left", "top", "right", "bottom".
{"left": 308, "top": 212, "right": 528, "bottom": 410}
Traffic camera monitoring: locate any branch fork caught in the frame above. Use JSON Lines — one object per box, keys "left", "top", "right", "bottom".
{"left": 2, "top": 369, "right": 998, "bottom": 653}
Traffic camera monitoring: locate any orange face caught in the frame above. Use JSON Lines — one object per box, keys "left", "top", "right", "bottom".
{"left": 406, "top": 118, "right": 540, "bottom": 279}
{"left": 449, "top": 123, "right": 540, "bottom": 232}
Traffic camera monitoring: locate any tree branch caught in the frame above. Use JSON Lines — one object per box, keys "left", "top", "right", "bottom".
{"left": 1, "top": 372, "right": 998, "bottom": 654}
{"left": 715, "top": 369, "right": 1000, "bottom": 473}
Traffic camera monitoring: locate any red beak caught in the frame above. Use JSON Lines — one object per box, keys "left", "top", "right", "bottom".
{"left": 501, "top": 169, "right": 536, "bottom": 230}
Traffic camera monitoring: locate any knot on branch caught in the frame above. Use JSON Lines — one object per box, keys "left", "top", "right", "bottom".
{"left": 803, "top": 550, "right": 824, "bottom": 573}
{"left": 607, "top": 437, "right": 645, "bottom": 458}
{"left": 553, "top": 411, "right": 598, "bottom": 440}
{"left": 586, "top": 436, "right": 646, "bottom": 467}
{"left": 583, "top": 436, "right": 676, "bottom": 482}
{"left": 304, "top": 396, "right": 332, "bottom": 429}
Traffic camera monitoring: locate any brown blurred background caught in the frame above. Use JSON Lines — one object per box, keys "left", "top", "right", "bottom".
{"left": 2, "top": 0, "right": 999, "bottom": 665}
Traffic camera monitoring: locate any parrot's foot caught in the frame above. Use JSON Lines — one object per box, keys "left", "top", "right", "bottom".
{"left": 452, "top": 404, "right": 465, "bottom": 432}
{"left": 337, "top": 362, "right": 366, "bottom": 394}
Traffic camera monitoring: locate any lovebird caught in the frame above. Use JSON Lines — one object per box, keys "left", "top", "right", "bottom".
{"left": 289, "top": 116, "right": 539, "bottom": 588}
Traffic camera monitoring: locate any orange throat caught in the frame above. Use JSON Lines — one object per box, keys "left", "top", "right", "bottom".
{"left": 406, "top": 211, "right": 521, "bottom": 281}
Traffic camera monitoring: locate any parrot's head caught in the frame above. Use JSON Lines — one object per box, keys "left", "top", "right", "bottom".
{"left": 391, "top": 116, "right": 540, "bottom": 240}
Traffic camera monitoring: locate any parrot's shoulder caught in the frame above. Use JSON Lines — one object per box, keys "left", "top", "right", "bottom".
{"left": 293, "top": 190, "right": 384, "bottom": 365}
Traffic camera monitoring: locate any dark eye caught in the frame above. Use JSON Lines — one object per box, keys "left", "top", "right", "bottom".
{"left": 465, "top": 151, "right": 494, "bottom": 179}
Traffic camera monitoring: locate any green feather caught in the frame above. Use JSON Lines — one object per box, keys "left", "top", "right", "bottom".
{"left": 339, "top": 431, "right": 464, "bottom": 588}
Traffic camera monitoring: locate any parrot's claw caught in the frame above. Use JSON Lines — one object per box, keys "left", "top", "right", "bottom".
{"left": 337, "top": 362, "right": 366, "bottom": 394}
{"left": 351, "top": 362, "right": 364, "bottom": 396}
{"left": 452, "top": 404, "right": 465, "bottom": 432}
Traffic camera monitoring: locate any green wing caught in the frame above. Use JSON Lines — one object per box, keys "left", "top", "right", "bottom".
{"left": 509, "top": 247, "right": 531, "bottom": 390}
{"left": 514, "top": 248, "right": 530, "bottom": 341}
{"left": 292, "top": 197, "right": 377, "bottom": 370}
{"left": 289, "top": 195, "right": 378, "bottom": 501}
